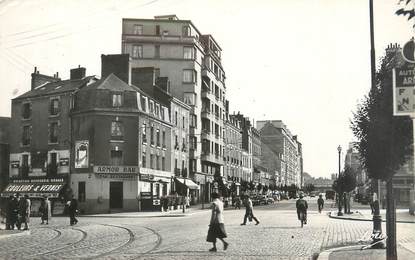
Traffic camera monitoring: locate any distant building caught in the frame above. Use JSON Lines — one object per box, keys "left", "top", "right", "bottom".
{"left": 257, "top": 120, "right": 302, "bottom": 187}
{"left": 224, "top": 113, "right": 243, "bottom": 195}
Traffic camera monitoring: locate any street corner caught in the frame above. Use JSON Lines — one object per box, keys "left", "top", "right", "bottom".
{"left": 327, "top": 211, "right": 369, "bottom": 221}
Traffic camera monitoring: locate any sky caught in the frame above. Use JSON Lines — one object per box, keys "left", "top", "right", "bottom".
{"left": 0, "top": 0, "right": 412, "bottom": 178}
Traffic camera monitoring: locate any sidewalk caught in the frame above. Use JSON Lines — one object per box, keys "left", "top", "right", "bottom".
{"left": 318, "top": 245, "right": 415, "bottom": 260}
{"left": 328, "top": 209, "right": 415, "bottom": 223}
{"left": 83, "top": 203, "right": 211, "bottom": 218}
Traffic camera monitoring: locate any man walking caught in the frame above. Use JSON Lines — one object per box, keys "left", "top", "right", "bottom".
{"left": 68, "top": 195, "right": 78, "bottom": 225}
{"left": 240, "top": 195, "right": 260, "bottom": 225}
{"left": 317, "top": 194, "right": 324, "bottom": 213}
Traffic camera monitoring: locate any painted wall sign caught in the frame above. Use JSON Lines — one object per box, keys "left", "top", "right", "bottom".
{"left": 94, "top": 166, "right": 138, "bottom": 174}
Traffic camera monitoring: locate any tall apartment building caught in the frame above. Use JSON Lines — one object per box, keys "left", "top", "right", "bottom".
{"left": 223, "top": 113, "right": 243, "bottom": 195}
{"left": 257, "top": 120, "right": 301, "bottom": 187}
{"left": 121, "top": 15, "right": 226, "bottom": 202}
{"left": 0, "top": 117, "right": 10, "bottom": 196}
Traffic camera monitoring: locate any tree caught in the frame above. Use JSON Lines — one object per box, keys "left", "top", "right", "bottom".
{"left": 351, "top": 47, "right": 412, "bottom": 258}
{"left": 396, "top": 0, "right": 415, "bottom": 26}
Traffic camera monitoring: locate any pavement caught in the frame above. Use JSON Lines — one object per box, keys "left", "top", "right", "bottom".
{"left": 328, "top": 209, "right": 415, "bottom": 223}
{"left": 317, "top": 208, "right": 415, "bottom": 260}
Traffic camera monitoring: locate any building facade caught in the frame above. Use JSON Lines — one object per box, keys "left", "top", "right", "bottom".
{"left": 4, "top": 67, "right": 93, "bottom": 214}
{"left": 121, "top": 15, "right": 226, "bottom": 202}
{"left": 257, "top": 120, "right": 301, "bottom": 187}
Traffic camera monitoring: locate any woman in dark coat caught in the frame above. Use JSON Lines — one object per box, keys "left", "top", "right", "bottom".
{"left": 206, "top": 192, "right": 229, "bottom": 252}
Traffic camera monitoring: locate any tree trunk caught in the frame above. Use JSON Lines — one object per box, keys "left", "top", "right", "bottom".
{"left": 386, "top": 179, "right": 397, "bottom": 260}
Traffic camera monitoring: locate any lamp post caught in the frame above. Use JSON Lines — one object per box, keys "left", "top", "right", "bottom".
{"left": 337, "top": 145, "right": 343, "bottom": 216}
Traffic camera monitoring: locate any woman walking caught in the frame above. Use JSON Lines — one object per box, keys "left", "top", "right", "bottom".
{"left": 206, "top": 192, "right": 229, "bottom": 252}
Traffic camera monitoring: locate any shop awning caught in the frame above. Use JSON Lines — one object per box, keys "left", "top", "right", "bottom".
{"left": 175, "top": 178, "right": 200, "bottom": 189}
{"left": 1, "top": 183, "right": 65, "bottom": 198}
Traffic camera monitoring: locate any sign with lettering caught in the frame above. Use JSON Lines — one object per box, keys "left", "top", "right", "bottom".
{"left": 59, "top": 158, "right": 69, "bottom": 166}
{"left": 393, "top": 63, "right": 415, "bottom": 116}
{"left": 3, "top": 183, "right": 64, "bottom": 193}
{"left": 402, "top": 39, "right": 415, "bottom": 63}
{"left": 140, "top": 173, "right": 155, "bottom": 181}
{"left": 140, "top": 192, "right": 152, "bottom": 200}
{"left": 94, "top": 166, "right": 139, "bottom": 174}
{"left": 10, "top": 161, "right": 20, "bottom": 168}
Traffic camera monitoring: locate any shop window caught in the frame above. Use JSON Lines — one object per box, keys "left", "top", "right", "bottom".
{"left": 78, "top": 182, "right": 86, "bottom": 203}
{"left": 110, "top": 150, "right": 123, "bottom": 165}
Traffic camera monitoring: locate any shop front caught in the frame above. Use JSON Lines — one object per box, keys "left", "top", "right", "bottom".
{"left": 138, "top": 168, "right": 172, "bottom": 211}
{"left": 1, "top": 178, "right": 67, "bottom": 216}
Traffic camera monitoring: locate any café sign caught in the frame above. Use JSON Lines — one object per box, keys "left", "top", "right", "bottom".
{"left": 94, "top": 166, "right": 138, "bottom": 174}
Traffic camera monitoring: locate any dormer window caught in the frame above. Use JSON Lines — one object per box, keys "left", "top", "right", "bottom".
{"left": 112, "top": 93, "right": 122, "bottom": 107}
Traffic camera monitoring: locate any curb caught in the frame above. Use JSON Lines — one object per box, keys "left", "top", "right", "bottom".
{"left": 328, "top": 212, "right": 415, "bottom": 224}
{"left": 0, "top": 230, "right": 30, "bottom": 240}
{"left": 317, "top": 245, "right": 363, "bottom": 260}
{"left": 81, "top": 210, "right": 207, "bottom": 218}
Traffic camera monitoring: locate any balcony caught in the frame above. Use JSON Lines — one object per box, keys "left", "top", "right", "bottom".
{"left": 201, "top": 109, "right": 213, "bottom": 120}
{"left": 122, "top": 34, "right": 202, "bottom": 48}
{"left": 201, "top": 89, "right": 215, "bottom": 100}
{"left": 201, "top": 152, "right": 224, "bottom": 165}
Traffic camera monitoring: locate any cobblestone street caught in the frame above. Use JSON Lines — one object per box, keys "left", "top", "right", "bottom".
{"left": 1, "top": 200, "right": 413, "bottom": 259}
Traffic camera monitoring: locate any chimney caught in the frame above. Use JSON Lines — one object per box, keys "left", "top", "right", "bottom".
{"left": 101, "top": 54, "right": 130, "bottom": 84}
{"left": 31, "top": 67, "right": 60, "bottom": 90}
{"left": 131, "top": 67, "right": 156, "bottom": 95}
{"left": 70, "top": 65, "right": 86, "bottom": 80}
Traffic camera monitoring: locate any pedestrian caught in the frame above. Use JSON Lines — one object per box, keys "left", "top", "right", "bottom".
{"left": 5, "top": 195, "right": 15, "bottom": 230}
{"left": 185, "top": 195, "right": 190, "bottom": 209}
{"left": 317, "top": 194, "right": 324, "bottom": 213}
{"left": 206, "top": 192, "right": 229, "bottom": 252}
{"left": 234, "top": 196, "right": 241, "bottom": 210}
{"left": 18, "top": 195, "right": 31, "bottom": 230}
{"left": 10, "top": 194, "right": 19, "bottom": 230}
{"left": 68, "top": 195, "right": 78, "bottom": 225}
{"left": 40, "top": 196, "right": 51, "bottom": 224}
{"left": 240, "top": 195, "right": 260, "bottom": 225}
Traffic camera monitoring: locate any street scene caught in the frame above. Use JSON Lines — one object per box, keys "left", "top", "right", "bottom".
{"left": 1, "top": 0, "right": 415, "bottom": 259}
{"left": 0, "top": 198, "right": 413, "bottom": 260}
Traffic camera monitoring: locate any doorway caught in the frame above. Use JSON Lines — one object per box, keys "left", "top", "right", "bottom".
{"left": 109, "top": 182, "right": 123, "bottom": 209}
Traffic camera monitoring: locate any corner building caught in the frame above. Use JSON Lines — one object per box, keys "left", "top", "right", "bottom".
{"left": 122, "top": 15, "right": 227, "bottom": 202}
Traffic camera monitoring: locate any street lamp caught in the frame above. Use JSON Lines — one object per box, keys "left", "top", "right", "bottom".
{"left": 337, "top": 145, "right": 343, "bottom": 216}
